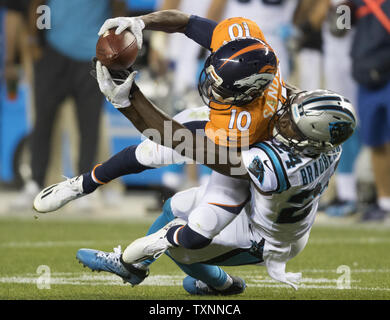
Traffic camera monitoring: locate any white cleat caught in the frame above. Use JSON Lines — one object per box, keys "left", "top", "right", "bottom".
{"left": 33, "top": 175, "right": 85, "bottom": 213}
{"left": 122, "top": 218, "right": 186, "bottom": 264}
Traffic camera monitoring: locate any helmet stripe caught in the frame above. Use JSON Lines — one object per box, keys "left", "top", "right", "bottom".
{"left": 218, "top": 43, "right": 268, "bottom": 70}
{"left": 301, "top": 96, "right": 341, "bottom": 107}
{"left": 309, "top": 105, "right": 356, "bottom": 122}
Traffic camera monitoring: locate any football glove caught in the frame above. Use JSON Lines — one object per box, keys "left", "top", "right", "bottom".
{"left": 98, "top": 17, "right": 145, "bottom": 49}
{"left": 95, "top": 60, "right": 137, "bottom": 109}
{"left": 90, "top": 57, "right": 133, "bottom": 85}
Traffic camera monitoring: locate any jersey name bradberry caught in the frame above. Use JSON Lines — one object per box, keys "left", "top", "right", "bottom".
{"left": 300, "top": 146, "right": 341, "bottom": 186}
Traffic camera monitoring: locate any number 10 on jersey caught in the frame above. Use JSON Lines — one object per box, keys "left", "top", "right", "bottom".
{"left": 229, "top": 109, "right": 252, "bottom": 131}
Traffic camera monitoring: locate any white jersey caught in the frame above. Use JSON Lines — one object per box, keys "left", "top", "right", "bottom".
{"left": 221, "top": 0, "right": 297, "bottom": 77}
{"left": 169, "top": 135, "right": 341, "bottom": 289}
{"left": 222, "top": 0, "right": 297, "bottom": 35}
{"left": 242, "top": 139, "right": 342, "bottom": 245}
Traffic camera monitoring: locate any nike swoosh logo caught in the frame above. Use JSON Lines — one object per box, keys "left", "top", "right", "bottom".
{"left": 263, "top": 160, "right": 273, "bottom": 172}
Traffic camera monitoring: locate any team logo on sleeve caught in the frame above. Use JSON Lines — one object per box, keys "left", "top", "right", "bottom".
{"left": 248, "top": 156, "right": 265, "bottom": 184}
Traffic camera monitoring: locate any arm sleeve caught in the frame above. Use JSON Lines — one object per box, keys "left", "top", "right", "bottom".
{"left": 184, "top": 15, "right": 217, "bottom": 51}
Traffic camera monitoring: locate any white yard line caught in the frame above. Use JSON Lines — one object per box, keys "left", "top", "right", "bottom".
{"left": 298, "top": 269, "right": 390, "bottom": 273}
{"left": 249, "top": 284, "right": 390, "bottom": 291}
{"left": 0, "top": 240, "right": 131, "bottom": 248}
{"left": 309, "top": 238, "right": 390, "bottom": 244}
{"left": 2, "top": 237, "right": 390, "bottom": 248}
{"left": 0, "top": 273, "right": 389, "bottom": 292}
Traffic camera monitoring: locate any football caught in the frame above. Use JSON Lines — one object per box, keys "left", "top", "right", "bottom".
{"left": 96, "top": 28, "right": 138, "bottom": 70}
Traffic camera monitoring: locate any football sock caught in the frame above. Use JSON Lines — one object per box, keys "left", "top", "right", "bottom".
{"left": 173, "top": 259, "right": 230, "bottom": 289}
{"left": 82, "top": 172, "right": 99, "bottom": 194}
{"left": 166, "top": 225, "right": 183, "bottom": 247}
{"left": 167, "top": 224, "right": 212, "bottom": 249}
{"left": 143, "top": 196, "right": 231, "bottom": 290}
{"left": 81, "top": 121, "right": 207, "bottom": 194}
{"left": 82, "top": 145, "right": 153, "bottom": 194}
{"left": 213, "top": 274, "right": 233, "bottom": 290}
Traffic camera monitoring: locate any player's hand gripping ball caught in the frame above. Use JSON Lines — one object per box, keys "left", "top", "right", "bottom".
{"left": 96, "top": 28, "right": 138, "bottom": 70}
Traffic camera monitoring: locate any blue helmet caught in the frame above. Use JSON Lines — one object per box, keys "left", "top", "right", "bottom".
{"left": 198, "top": 37, "right": 278, "bottom": 109}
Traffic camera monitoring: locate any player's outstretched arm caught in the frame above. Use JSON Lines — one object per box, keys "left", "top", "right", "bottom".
{"left": 98, "top": 10, "right": 217, "bottom": 51}
{"left": 98, "top": 10, "right": 190, "bottom": 49}
{"left": 138, "top": 9, "right": 190, "bottom": 33}
{"left": 128, "top": 87, "right": 248, "bottom": 179}
{"left": 95, "top": 61, "right": 247, "bottom": 178}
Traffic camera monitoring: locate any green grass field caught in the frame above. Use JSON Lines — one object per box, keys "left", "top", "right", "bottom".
{"left": 0, "top": 215, "right": 389, "bottom": 301}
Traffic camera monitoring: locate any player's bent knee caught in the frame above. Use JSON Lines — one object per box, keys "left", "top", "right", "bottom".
{"left": 187, "top": 205, "right": 234, "bottom": 239}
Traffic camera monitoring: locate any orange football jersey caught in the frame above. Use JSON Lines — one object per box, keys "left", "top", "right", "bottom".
{"left": 204, "top": 17, "right": 288, "bottom": 147}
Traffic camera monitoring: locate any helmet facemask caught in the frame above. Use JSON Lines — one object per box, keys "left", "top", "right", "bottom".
{"left": 198, "top": 59, "right": 262, "bottom": 110}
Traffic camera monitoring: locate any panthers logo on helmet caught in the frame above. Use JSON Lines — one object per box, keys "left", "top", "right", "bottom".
{"left": 329, "top": 121, "right": 354, "bottom": 145}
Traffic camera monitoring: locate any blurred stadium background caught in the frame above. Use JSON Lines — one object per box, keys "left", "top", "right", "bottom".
{"left": 0, "top": 0, "right": 389, "bottom": 300}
